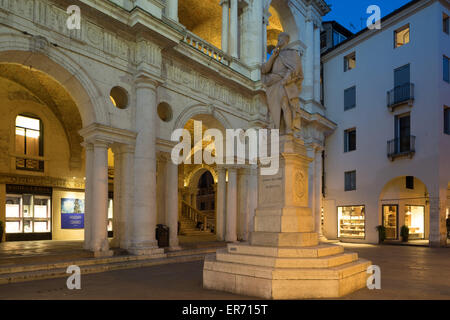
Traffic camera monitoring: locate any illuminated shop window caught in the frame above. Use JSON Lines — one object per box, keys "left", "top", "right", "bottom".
{"left": 5, "top": 194, "right": 51, "bottom": 234}
{"left": 338, "top": 206, "right": 365, "bottom": 239}
{"left": 405, "top": 205, "right": 425, "bottom": 239}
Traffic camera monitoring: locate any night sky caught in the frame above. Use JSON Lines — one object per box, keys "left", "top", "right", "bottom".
{"left": 324, "top": 0, "right": 413, "bottom": 32}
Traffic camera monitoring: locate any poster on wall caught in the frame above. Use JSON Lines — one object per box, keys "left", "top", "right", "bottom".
{"left": 61, "top": 198, "right": 85, "bottom": 229}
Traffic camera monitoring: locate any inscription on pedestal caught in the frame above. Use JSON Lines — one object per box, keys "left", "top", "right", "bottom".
{"left": 259, "top": 170, "right": 283, "bottom": 207}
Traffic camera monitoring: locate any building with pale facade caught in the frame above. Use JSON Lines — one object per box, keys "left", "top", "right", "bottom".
{"left": 322, "top": 0, "right": 450, "bottom": 247}
{"left": 0, "top": 0, "right": 334, "bottom": 256}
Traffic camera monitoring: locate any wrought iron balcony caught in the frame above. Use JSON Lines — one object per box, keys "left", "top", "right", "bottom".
{"left": 387, "top": 83, "right": 415, "bottom": 111}
{"left": 387, "top": 135, "right": 416, "bottom": 160}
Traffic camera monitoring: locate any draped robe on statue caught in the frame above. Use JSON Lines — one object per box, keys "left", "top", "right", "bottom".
{"left": 261, "top": 48, "right": 304, "bottom": 130}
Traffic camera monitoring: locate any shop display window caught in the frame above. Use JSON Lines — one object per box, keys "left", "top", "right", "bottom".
{"left": 405, "top": 205, "right": 424, "bottom": 239}
{"left": 338, "top": 206, "right": 365, "bottom": 239}
{"left": 5, "top": 194, "right": 51, "bottom": 234}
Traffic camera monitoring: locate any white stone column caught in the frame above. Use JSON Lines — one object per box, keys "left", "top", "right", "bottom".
{"left": 247, "top": 165, "right": 258, "bottom": 237}
{"left": 221, "top": 0, "right": 229, "bottom": 53}
{"left": 229, "top": 0, "right": 238, "bottom": 58}
{"left": 166, "top": 160, "right": 181, "bottom": 250}
{"left": 307, "top": 146, "right": 316, "bottom": 231}
{"left": 129, "top": 79, "right": 159, "bottom": 254}
{"left": 216, "top": 167, "right": 226, "bottom": 240}
{"left": 119, "top": 144, "right": 135, "bottom": 249}
{"left": 313, "top": 24, "right": 321, "bottom": 103}
{"left": 83, "top": 143, "right": 94, "bottom": 250}
{"left": 89, "top": 141, "right": 112, "bottom": 256}
{"left": 157, "top": 155, "right": 167, "bottom": 225}
{"left": 226, "top": 167, "right": 238, "bottom": 242}
{"left": 262, "top": 9, "right": 270, "bottom": 62}
{"left": 304, "top": 17, "right": 314, "bottom": 102}
{"left": 166, "top": 0, "right": 178, "bottom": 22}
{"left": 314, "top": 148, "right": 324, "bottom": 235}
{"left": 237, "top": 168, "right": 248, "bottom": 240}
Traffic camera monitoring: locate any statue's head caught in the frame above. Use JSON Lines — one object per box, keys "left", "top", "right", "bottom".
{"left": 277, "top": 32, "right": 290, "bottom": 49}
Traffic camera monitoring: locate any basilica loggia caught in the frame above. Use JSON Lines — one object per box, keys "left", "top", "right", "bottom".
{"left": 0, "top": 0, "right": 333, "bottom": 257}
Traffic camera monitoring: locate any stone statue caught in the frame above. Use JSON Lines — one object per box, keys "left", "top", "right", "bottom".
{"left": 261, "top": 32, "right": 304, "bottom": 134}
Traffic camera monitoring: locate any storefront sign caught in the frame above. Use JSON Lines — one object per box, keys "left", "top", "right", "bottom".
{"left": 61, "top": 198, "right": 85, "bottom": 229}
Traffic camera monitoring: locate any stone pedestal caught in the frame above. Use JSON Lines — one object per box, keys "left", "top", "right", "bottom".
{"left": 203, "top": 135, "right": 371, "bottom": 299}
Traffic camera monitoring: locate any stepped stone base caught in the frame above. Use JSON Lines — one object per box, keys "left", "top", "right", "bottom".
{"left": 203, "top": 242, "right": 371, "bottom": 299}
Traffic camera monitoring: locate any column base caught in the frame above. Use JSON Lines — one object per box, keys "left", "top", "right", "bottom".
{"left": 168, "top": 245, "right": 182, "bottom": 252}
{"left": 128, "top": 241, "right": 165, "bottom": 256}
{"left": 93, "top": 250, "right": 114, "bottom": 258}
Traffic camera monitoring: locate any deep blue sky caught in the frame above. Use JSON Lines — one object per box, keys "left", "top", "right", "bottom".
{"left": 324, "top": 0, "right": 413, "bottom": 33}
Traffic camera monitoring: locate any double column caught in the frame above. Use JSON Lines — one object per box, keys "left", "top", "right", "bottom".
{"left": 225, "top": 167, "right": 238, "bottom": 242}
{"left": 166, "top": 0, "right": 178, "bottom": 22}
{"left": 221, "top": 0, "right": 239, "bottom": 58}
{"left": 112, "top": 144, "right": 135, "bottom": 249}
{"left": 307, "top": 145, "right": 324, "bottom": 236}
{"left": 304, "top": 14, "right": 322, "bottom": 104}
{"left": 129, "top": 78, "right": 159, "bottom": 254}
{"left": 158, "top": 152, "right": 180, "bottom": 250}
{"left": 83, "top": 140, "right": 112, "bottom": 256}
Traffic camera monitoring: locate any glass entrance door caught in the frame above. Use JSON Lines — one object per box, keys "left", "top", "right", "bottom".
{"left": 405, "top": 205, "right": 425, "bottom": 239}
{"left": 383, "top": 205, "right": 398, "bottom": 239}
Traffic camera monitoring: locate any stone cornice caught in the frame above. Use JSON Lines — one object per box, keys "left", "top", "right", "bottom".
{"left": 79, "top": 123, "right": 137, "bottom": 146}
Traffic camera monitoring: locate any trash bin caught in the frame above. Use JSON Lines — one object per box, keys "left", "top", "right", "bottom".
{"left": 155, "top": 224, "right": 169, "bottom": 247}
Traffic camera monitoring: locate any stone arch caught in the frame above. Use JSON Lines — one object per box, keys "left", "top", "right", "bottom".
{"left": 173, "top": 104, "right": 232, "bottom": 131}
{"left": 267, "top": 0, "right": 300, "bottom": 43}
{"left": 0, "top": 33, "right": 108, "bottom": 126}
{"left": 185, "top": 164, "right": 218, "bottom": 189}
{"left": 378, "top": 176, "right": 430, "bottom": 240}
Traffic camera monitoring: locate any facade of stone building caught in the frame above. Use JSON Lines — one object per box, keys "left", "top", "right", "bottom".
{"left": 0, "top": 0, "right": 334, "bottom": 255}
{"left": 321, "top": 0, "right": 450, "bottom": 247}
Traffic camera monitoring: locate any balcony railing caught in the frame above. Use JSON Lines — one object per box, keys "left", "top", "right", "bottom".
{"left": 387, "top": 135, "right": 416, "bottom": 160}
{"left": 387, "top": 83, "right": 414, "bottom": 111}
{"left": 183, "top": 31, "right": 232, "bottom": 66}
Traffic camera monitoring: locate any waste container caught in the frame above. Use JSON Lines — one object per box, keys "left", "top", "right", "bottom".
{"left": 155, "top": 224, "right": 169, "bottom": 247}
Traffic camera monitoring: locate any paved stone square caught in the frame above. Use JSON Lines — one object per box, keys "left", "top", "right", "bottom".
{"left": 0, "top": 243, "right": 448, "bottom": 300}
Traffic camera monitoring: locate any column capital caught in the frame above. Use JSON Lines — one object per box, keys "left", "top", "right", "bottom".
{"left": 83, "top": 138, "right": 110, "bottom": 149}
{"left": 134, "top": 74, "right": 160, "bottom": 89}
{"left": 120, "top": 144, "right": 136, "bottom": 154}
{"left": 157, "top": 151, "right": 172, "bottom": 163}
{"left": 220, "top": 0, "right": 229, "bottom": 6}
{"left": 81, "top": 141, "right": 94, "bottom": 151}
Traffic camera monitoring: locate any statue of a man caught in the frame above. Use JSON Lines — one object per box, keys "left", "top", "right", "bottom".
{"left": 261, "top": 32, "right": 304, "bottom": 134}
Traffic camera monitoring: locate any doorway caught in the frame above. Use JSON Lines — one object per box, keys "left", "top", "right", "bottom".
{"left": 382, "top": 205, "right": 398, "bottom": 240}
